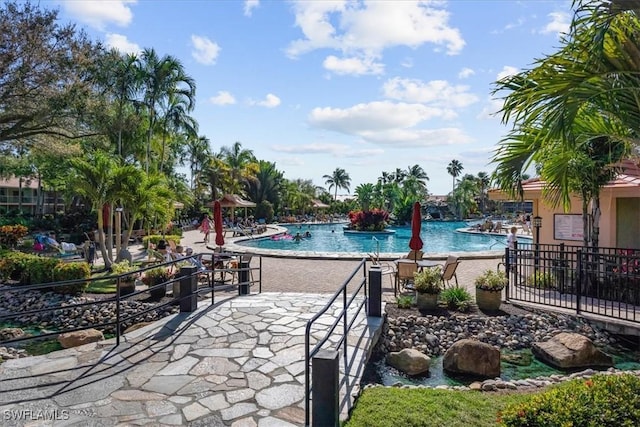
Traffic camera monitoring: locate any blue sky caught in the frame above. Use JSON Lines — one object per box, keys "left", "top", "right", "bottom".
{"left": 53, "top": 0, "right": 572, "bottom": 195}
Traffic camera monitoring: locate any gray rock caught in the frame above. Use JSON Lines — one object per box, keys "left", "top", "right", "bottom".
{"left": 386, "top": 348, "right": 431, "bottom": 376}
{"left": 531, "top": 332, "right": 613, "bottom": 369}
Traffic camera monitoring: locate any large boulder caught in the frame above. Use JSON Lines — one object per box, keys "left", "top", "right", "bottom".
{"left": 386, "top": 348, "right": 431, "bottom": 375}
{"left": 443, "top": 339, "right": 500, "bottom": 378}
{"left": 531, "top": 332, "right": 613, "bottom": 369}
{"left": 57, "top": 329, "right": 104, "bottom": 349}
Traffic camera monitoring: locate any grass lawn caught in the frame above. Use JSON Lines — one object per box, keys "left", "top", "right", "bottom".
{"left": 86, "top": 270, "right": 117, "bottom": 293}
{"left": 344, "top": 387, "right": 533, "bottom": 427}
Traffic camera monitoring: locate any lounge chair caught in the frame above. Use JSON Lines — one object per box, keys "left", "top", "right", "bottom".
{"left": 395, "top": 261, "right": 418, "bottom": 296}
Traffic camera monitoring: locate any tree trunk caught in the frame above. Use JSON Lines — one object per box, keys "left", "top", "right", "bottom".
{"left": 590, "top": 197, "right": 601, "bottom": 249}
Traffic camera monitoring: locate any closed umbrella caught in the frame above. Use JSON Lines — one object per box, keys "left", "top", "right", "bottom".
{"left": 408, "top": 202, "right": 423, "bottom": 261}
{"left": 214, "top": 200, "right": 224, "bottom": 248}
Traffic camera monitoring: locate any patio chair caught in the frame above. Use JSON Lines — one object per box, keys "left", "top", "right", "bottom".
{"left": 368, "top": 253, "right": 396, "bottom": 288}
{"left": 395, "top": 261, "right": 418, "bottom": 296}
{"left": 441, "top": 255, "right": 460, "bottom": 287}
{"left": 404, "top": 250, "right": 424, "bottom": 261}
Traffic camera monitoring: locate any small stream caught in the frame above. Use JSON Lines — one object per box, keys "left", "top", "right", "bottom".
{"left": 362, "top": 345, "right": 640, "bottom": 387}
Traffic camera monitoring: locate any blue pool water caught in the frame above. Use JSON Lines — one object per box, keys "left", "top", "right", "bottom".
{"left": 237, "top": 222, "right": 511, "bottom": 254}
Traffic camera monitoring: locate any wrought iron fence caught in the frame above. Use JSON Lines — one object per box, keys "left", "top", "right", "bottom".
{"left": 504, "top": 243, "right": 640, "bottom": 322}
{"left": 0, "top": 252, "right": 261, "bottom": 348}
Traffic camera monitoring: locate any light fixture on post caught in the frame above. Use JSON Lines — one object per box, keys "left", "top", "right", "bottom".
{"left": 533, "top": 215, "right": 542, "bottom": 276}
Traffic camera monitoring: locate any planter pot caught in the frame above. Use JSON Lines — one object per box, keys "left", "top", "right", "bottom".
{"left": 416, "top": 292, "right": 439, "bottom": 311}
{"left": 119, "top": 280, "right": 136, "bottom": 296}
{"left": 476, "top": 288, "right": 503, "bottom": 311}
{"left": 149, "top": 277, "right": 168, "bottom": 299}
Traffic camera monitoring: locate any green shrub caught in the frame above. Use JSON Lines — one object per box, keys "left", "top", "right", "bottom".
{"left": 22, "top": 256, "right": 59, "bottom": 285}
{"left": 499, "top": 373, "right": 640, "bottom": 427}
{"left": 441, "top": 287, "right": 472, "bottom": 312}
{"left": 52, "top": 262, "right": 91, "bottom": 294}
{"left": 396, "top": 295, "right": 414, "bottom": 309}
{"left": 0, "top": 251, "right": 41, "bottom": 282}
{"left": 525, "top": 271, "right": 556, "bottom": 289}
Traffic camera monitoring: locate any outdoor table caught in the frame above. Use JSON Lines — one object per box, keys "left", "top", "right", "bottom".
{"left": 394, "top": 259, "right": 443, "bottom": 270}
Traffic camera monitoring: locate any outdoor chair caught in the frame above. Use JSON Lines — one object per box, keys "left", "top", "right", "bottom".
{"left": 395, "top": 261, "right": 418, "bottom": 296}
{"left": 440, "top": 255, "right": 460, "bottom": 287}
{"left": 404, "top": 250, "right": 424, "bottom": 261}
{"left": 369, "top": 253, "right": 396, "bottom": 288}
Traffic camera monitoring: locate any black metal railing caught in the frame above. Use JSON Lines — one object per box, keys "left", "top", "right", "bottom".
{"left": 304, "top": 258, "right": 368, "bottom": 427}
{"left": 504, "top": 243, "right": 640, "bottom": 322}
{"left": 0, "top": 251, "right": 262, "bottom": 348}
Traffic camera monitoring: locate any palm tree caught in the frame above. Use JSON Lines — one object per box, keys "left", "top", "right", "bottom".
{"left": 68, "top": 153, "right": 137, "bottom": 267}
{"left": 139, "top": 48, "right": 196, "bottom": 174}
{"left": 354, "top": 183, "right": 375, "bottom": 211}
{"left": 220, "top": 141, "right": 258, "bottom": 195}
{"left": 406, "top": 164, "right": 429, "bottom": 188}
{"left": 449, "top": 176, "right": 477, "bottom": 219}
{"left": 158, "top": 91, "right": 198, "bottom": 173}
{"left": 323, "top": 167, "right": 351, "bottom": 201}
{"left": 476, "top": 171, "right": 491, "bottom": 214}
{"left": 198, "top": 153, "right": 231, "bottom": 202}
{"left": 245, "top": 160, "right": 283, "bottom": 205}
{"left": 447, "top": 160, "right": 463, "bottom": 193}
{"left": 183, "top": 135, "right": 211, "bottom": 191}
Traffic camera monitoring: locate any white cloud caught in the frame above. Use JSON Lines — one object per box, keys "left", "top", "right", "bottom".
{"left": 191, "top": 35, "right": 221, "bottom": 65}
{"left": 209, "top": 91, "right": 236, "bottom": 106}
{"left": 496, "top": 65, "right": 519, "bottom": 81}
{"left": 308, "top": 101, "right": 472, "bottom": 147}
{"left": 104, "top": 33, "right": 140, "bottom": 54}
{"left": 249, "top": 93, "right": 281, "bottom": 108}
{"left": 244, "top": 0, "right": 259, "bottom": 17}
{"left": 272, "top": 143, "right": 384, "bottom": 157}
{"left": 541, "top": 12, "right": 570, "bottom": 35}
{"left": 477, "top": 97, "right": 505, "bottom": 120}
{"left": 401, "top": 57, "right": 414, "bottom": 68}
{"left": 62, "top": 0, "right": 135, "bottom": 30}
{"left": 286, "top": 1, "right": 465, "bottom": 69}
{"left": 382, "top": 78, "right": 479, "bottom": 109}
{"left": 458, "top": 67, "right": 475, "bottom": 79}
{"left": 323, "top": 55, "right": 384, "bottom": 75}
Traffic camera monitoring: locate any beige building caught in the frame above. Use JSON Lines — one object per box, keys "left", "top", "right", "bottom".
{"left": 0, "top": 177, "right": 65, "bottom": 216}
{"left": 489, "top": 160, "right": 640, "bottom": 249}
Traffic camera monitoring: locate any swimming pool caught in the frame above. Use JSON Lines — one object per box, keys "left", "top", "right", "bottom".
{"left": 237, "top": 222, "right": 513, "bottom": 254}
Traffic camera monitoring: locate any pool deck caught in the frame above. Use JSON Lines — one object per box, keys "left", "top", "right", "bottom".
{"left": 0, "top": 227, "right": 505, "bottom": 426}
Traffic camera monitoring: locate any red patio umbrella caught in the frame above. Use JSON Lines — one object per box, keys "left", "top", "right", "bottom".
{"left": 408, "top": 202, "right": 423, "bottom": 260}
{"left": 214, "top": 200, "right": 225, "bottom": 248}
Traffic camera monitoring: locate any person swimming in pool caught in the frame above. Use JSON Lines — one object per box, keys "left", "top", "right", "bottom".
{"left": 304, "top": 231, "right": 311, "bottom": 238}
{"left": 293, "top": 232, "right": 303, "bottom": 242}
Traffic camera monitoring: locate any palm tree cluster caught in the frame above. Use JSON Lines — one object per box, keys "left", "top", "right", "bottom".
{"left": 492, "top": 0, "right": 640, "bottom": 247}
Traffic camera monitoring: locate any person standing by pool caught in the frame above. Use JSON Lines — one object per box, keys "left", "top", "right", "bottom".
{"left": 199, "top": 213, "right": 212, "bottom": 243}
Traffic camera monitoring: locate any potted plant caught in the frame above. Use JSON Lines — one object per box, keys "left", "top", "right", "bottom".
{"left": 413, "top": 267, "right": 443, "bottom": 310}
{"left": 111, "top": 261, "right": 139, "bottom": 296}
{"left": 474, "top": 269, "right": 507, "bottom": 311}
{"left": 142, "top": 267, "right": 173, "bottom": 299}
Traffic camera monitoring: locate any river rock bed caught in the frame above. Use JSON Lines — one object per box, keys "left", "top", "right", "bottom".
{"left": 382, "top": 311, "right": 615, "bottom": 357}
{"left": 0, "top": 286, "right": 179, "bottom": 340}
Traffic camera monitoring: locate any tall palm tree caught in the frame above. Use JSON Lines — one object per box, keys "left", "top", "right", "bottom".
{"left": 220, "top": 141, "right": 257, "bottom": 195}
{"left": 184, "top": 135, "right": 211, "bottom": 190}
{"left": 158, "top": 91, "right": 198, "bottom": 173}
{"left": 106, "top": 50, "right": 141, "bottom": 158}
{"left": 447, "top": 160, "right": 463, "bottom": 193}
{"left": 197, "top": 153, "right": 231, "bottom": 202}
{"left": 406, "top": 164, "right": 429, "bottom": 187}
{"left": 476, "top": 171, "right": 491, "bottom": 214}
{"left": 139, "top": 48, "right": 196, "bottom": 174}
{"left": 323, "top": 167, "right": 351, "bottom": 201}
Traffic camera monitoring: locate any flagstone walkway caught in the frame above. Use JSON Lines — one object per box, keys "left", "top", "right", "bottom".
{"left": 0, "top": 293, "right": 382, "bottom": 426}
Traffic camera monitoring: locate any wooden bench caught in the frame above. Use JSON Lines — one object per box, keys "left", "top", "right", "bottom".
{"left": 129, "top": 230, "right": 146, "bottom": 244}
